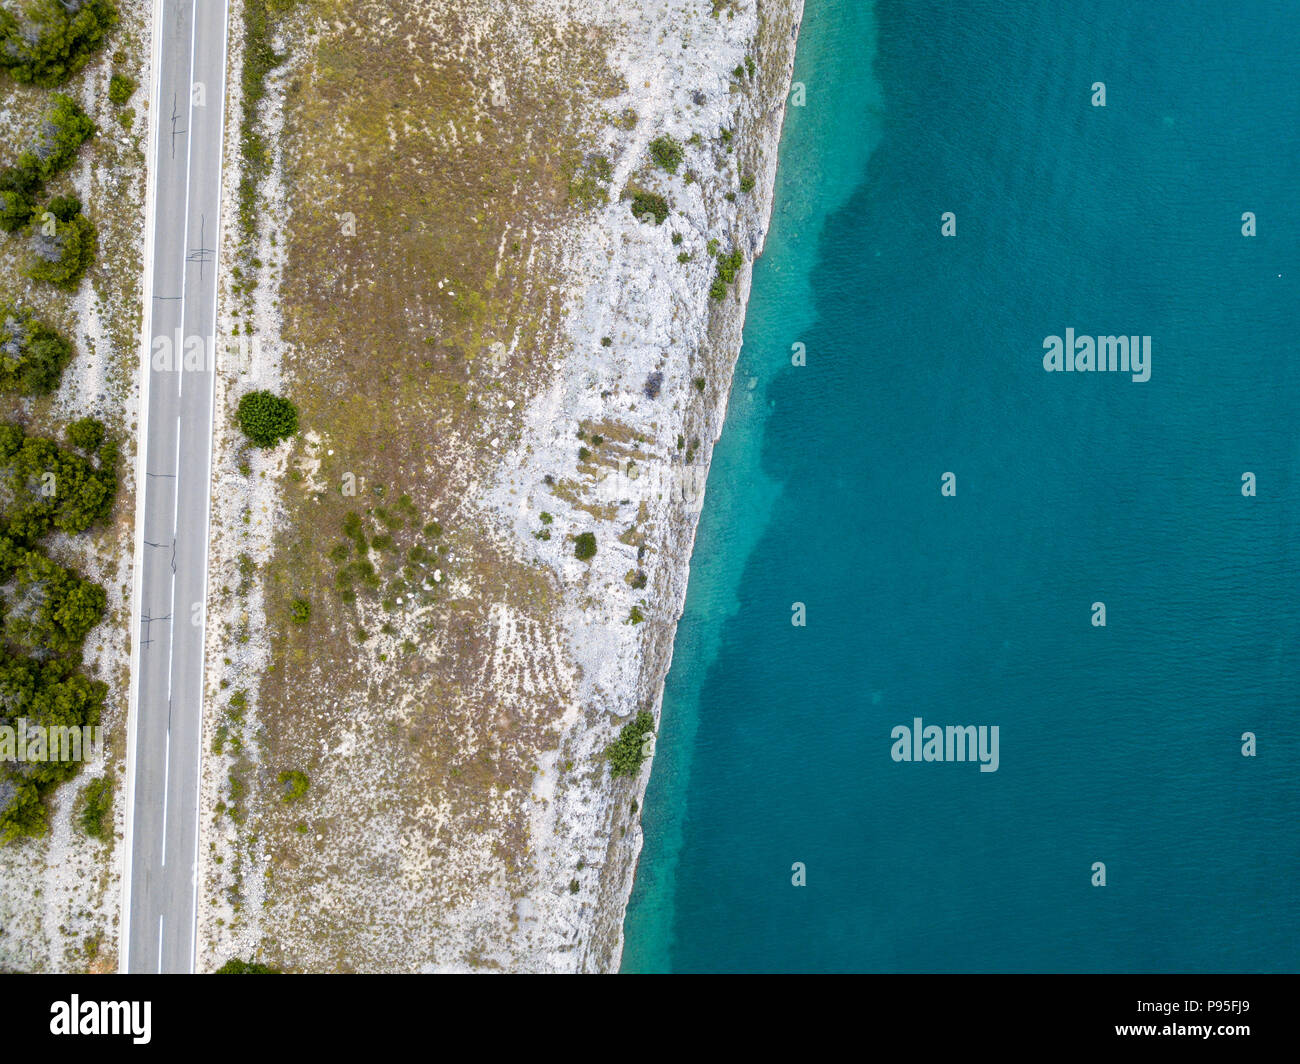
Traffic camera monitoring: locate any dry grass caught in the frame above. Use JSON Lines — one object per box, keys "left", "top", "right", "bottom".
{"left": 215, "top": 0, "right": 627, "bottom": 969}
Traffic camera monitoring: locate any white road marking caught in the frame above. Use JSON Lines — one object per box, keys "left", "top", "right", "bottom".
{"left": 160, "top": 727, "right": 170, "bottom": 866}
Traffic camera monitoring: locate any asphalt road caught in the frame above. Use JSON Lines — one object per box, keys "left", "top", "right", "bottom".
{"left": 121, "top": 0, "right": 230, "bottom": 974}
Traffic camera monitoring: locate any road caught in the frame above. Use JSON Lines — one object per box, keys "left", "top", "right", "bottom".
{"left": 120, "top": 0, "right": 230, "bottom": 974}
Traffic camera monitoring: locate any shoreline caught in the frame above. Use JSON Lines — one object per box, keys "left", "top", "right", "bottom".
{"left": 495, "top": 0, "right": 808, "bottom": 971}
{"left": 605, "top": 4, "right": 806, "bottom": 968}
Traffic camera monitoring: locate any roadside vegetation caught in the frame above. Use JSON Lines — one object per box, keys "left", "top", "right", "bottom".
{"left": 0, "top": 2, "right": 124, "bottom": 848}
{"left": 0, "top": 419, "right": 118, "bottom": 843}
{"left": 0, "top": 0, "right": 118, "bottom": 88}
{"left": 236, "top": 390, "right": 298, "bottom": 448}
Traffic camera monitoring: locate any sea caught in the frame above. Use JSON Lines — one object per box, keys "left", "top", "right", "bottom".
{"left": 622, "top": 0, "right": 1300, "bottom": 972}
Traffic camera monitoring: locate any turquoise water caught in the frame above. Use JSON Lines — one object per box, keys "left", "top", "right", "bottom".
{"left": 623, "top": 0, "right": 1300, "bottom": 973}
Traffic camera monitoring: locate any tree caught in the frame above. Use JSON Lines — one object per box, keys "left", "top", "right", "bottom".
{"left": 0, "top": 1, "right": 119, "bottom": 88}
{"left": 25, "top": 201, "right": 96, "bottom": 289}
{"left": 0, "top": 183, "right": 34, "bottom": 233}
{"left": 0, "top": 304, "right": 73, "bottom": 395}
{"left": 16, "top": 94, "right": 95, "bottom": 182}
{"left": 0, "top": 421, "right": 117, "bottom": 542}
{"left": 2, "top": 547, "right": 107, "bottom": 656}
{"left": 0, "top": 654, "right": 106, "bottom": 842}
{"left": 236, "top": 390, "right": 298, "bottom": 447}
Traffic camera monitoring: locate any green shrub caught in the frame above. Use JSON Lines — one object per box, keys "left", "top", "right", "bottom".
{"left": 648, "top": 135, "right": 684, "bottom": 174}
{"left": 278, "top": 770, "right": 309, "bottom": 803}
{"left": 606, "top": 711, "right": 655, "bottom": 778}
{"left": 0, "top": 656, "right": 106, "bottom": 843}
{"left": 289, "top": 597, "right": 310, "bottom": 624}
{"left": 630, "top": 190, "right": 669, "bottom": 226}
{"left": 574, "top": 531, "right": 597, "bottom": 560}
{"left": 0, "top": 304, "right": 73, "bottom": 395}
{"left": 19, "top": 94, "right": 95, "bottom": 182}
{"left": 25, "top": 204, "right": 96, "bottom": 289}
{"left": 0, "top": 0, "right": 119, "bottom": 88}
{"left": 108, "top": 72, "right": 135, "bottom": 105}
{"left": 1, "top": 547, "right": 106, "bottom": 656}
{"left": 709, "top": 248, "right": 744, "bottom": 301}
{"left": 66, "top": 417, "right": 105, "bottom": 454}
{"left": 78, "top": 778, "right": 112, "bottom": 840}
{"left": 236, "top": 389, "right": 298, "bottom": 447}
{"left": 0, "top": 420, "right": 117, "bottom": 541}
{"left": 0, "top": 183, "right": 35, "bottom": 233}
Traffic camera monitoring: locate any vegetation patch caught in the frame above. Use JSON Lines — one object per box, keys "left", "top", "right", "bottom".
{"left": 606, "top": 711, "right": 655, "bottom": 779}
{"left": 648, "top": 134, "right": 683, "bottom": 174}
{"left": 237, "top": 390, "right": 299, "bottom": 447}
{"left": 0, "top": 0, "right": 118, "bottom": 87}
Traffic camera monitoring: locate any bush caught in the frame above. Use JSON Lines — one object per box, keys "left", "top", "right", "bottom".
{"left": 78, "top": 777, "right": 112, "bottom": 840}
{"left": 0, "top": 184, "right": 35, "bottom": 233}
{"left": 630, "top": 191, "right": 669, "bottom": 226}
{"left": 709, "top": 248, "right": 744, "bottom": 301}
{"left": 0, "top": 0, "right": 119, "bottom": 87}
{"left": 0, "top": 420, "right": 117, "bottom": 541}
{"left": 236, "top": 389, "right": 298, "bottom": 447}
{"left": 0, "top": 656, "right": 106, "bottom": 842}
{"left": 289, "top": 597, "right": 310, "bottom": 624}
{"left": 0, "top": 304, "right": 73, "bottom": 395}
{"left": 66, "top": 416, "right": 105, "bottom": 455}
{"left": 606, "top": 711, "right": 655, "bottom": 778}
{"left": 25, "top": 205, "right": 96, "bottom": 289}
{"left": 108, "top": 72, "right": 135, "bottom": 105}
{"left": 2, "top": 547, "right": 107, "bottom": 655}
{"left": 278, "top": 770, "right": 309, "bottom": 803}
{"left": 648, "top": 135, "right": 684, "bottom": 174}
{"left": 574, "top": 531, "right": 597, "bottom": 560}
{"left": 19, "top": 94, "right": 95, "bottom": 183}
